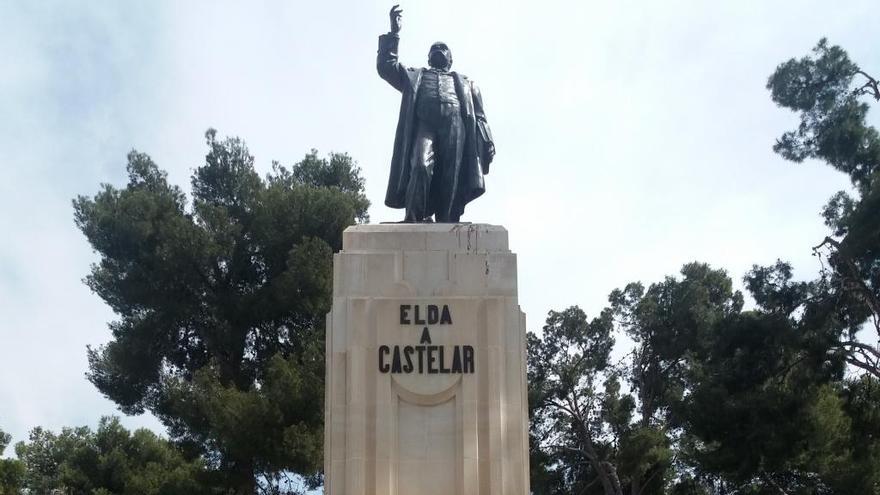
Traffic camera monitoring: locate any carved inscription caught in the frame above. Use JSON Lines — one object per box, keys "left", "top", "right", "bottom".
{"left": 379, "top": 304, "right": 475, "bottom": 374}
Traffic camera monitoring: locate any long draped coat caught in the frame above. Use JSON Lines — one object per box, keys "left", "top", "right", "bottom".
{"left": 377, "top": 33, "right": 495, "bottom": 220}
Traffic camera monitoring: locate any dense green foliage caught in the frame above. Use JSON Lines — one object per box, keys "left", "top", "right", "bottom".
{"left": 73, "top": 130, "right": 368, "bottom": 493}
{"left": 527, "top": 306, "right": 622, "bottom": 494}
{"left": 766, "top": 38, "right": 880, "bottom": 379}
{"left": 528, "top": 264, "right": 740, "bottom": 495}
{"left": 529, "top": 39, "right": 880, "bottom": 495}
{"left": 530, "top": 264, "right": 880, "bottom": 495}
{"left": 0, "top": 429, "right": 25, "bottom": 495}
{"left": 11, "top": 417, "right": 207, "bottom": 495}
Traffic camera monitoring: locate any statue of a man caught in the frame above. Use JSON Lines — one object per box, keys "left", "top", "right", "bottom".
{"left": 377, "top": 5, "right": 495, "bottom": 223}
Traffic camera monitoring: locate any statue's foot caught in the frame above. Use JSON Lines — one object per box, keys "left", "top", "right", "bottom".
{"left": 389, "top": 215, "right": 434, "bottom": 224}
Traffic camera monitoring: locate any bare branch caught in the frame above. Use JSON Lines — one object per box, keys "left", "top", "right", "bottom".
{"left": 813, "top": 235, "right": 880, "bottom": 338}
{"left": 545, "top": 398, "right": 579, "bottom": 418}
{"left": 855, "top": 69, "right": 880, "bottom": 101}
{"left": 840, "top": 340, "right": 880, "bottom": 359}
{"left": 843, "top": 355, "right": 880, "bottom": 379}
{"left": 812, "top": 236, "right": 840, "bottom": 252}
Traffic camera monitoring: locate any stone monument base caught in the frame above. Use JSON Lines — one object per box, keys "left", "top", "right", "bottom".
{"left": 324, "top": 223, "right": 529, "bottom": 495}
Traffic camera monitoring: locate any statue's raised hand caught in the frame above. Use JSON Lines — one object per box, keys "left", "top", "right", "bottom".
{"left": 389, "top": 5, "right": 402, "bottom": 34}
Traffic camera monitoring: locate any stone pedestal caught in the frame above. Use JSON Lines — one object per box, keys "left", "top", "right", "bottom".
{"left": 324, "top": 224, "right": 529, "bottom": 495}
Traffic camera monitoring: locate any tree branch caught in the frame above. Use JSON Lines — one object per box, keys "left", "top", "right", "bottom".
{"left": 840, "top": 340, "right": 880, "bottom": 359}
{"left": 578, "top": 475, "right": 601, "bottom": 495}
{"left": 762, "top": 471, "right": 791, "bottom": 495}
{"left": 843, "top": 355, "right": 880, "bottom": 379}
{"left": 855, "top": 69, "right": 880, "bottom": 101}
{"left": 545, "top": 398, "right": 579, "bottom": 419}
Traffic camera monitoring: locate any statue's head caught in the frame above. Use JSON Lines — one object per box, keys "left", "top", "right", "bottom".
{"left": 428, "top": 42, "right": 452, "bottom": 71}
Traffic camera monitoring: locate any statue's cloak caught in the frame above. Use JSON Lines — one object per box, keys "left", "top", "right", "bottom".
{"left": 377, "top": 33, "right": 495, "bottom": 220}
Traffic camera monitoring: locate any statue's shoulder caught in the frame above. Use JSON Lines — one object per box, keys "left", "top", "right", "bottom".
{"left": 399, "top": 67, "right": 422, "bottom": 89}
{"left": 453, "top": 72, "right": 479, "bottom": 91}
{"left": 452, "top": 72, "right": 476, "bottom": 86}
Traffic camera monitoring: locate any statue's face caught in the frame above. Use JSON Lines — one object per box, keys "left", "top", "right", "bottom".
{"left": 428, "top": 42, "right": 452, "bottom": 70}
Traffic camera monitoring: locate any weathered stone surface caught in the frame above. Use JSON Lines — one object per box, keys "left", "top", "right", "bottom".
{"left": 325, "top": 223, "right": 529, "bottom": 495}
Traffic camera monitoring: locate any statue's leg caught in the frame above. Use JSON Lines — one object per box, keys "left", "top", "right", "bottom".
{"left": 405, "top": 122, "right": 436, "bottom": 222}
{"left": 431, "top": 106, "right": 465, "bottom": 223}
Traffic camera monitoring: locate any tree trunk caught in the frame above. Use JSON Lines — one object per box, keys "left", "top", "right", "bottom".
{"left": 575, "top": 423, "right": 623, "bottom": 495}
{"left": 601, "top": 461, "right": 623, "bottom": 495}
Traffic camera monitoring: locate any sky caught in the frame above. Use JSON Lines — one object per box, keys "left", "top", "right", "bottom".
{"left": 1, "top": 0, "right": 878, "bottom": 454}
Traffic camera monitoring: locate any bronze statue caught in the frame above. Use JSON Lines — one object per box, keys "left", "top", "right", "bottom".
{"left": 377, "top": 5, "right": 495, "bottom": 223}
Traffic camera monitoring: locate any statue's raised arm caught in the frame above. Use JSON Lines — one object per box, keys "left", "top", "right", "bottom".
{"left": 377, "top": 5, "right": 408, "bottom": 92}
